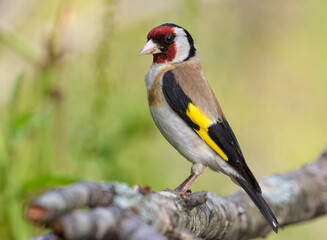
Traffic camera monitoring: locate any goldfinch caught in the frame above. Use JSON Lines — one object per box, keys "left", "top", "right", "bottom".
{"left": 139, "top": 23, "right": 279, "bottom": 233}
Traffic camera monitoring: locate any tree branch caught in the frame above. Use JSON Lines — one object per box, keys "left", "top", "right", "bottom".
{"left": 26, "top": 147, "right": 327, "bottom": 240}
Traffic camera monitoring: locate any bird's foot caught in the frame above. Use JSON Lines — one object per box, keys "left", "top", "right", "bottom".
{"left": 162, "top": 188, "right": 193, "bottom": 197}
{"left": 162, "top": 188, "right": 207, "bottom": 208}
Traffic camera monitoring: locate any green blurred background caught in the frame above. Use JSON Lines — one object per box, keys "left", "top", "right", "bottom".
{"left": 0, "top": 0, "right": 326, "bottom": 239}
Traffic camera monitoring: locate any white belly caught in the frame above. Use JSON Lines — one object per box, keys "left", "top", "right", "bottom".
{"left": 149, "top": 103, "right": 217, "bottom": 166}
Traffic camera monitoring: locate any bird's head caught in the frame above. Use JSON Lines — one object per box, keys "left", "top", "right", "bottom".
{"left": 139, "top": 23, "right": 196, "bottom": 64}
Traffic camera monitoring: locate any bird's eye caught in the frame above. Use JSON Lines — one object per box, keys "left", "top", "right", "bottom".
{"left": 165, "top": 34, "right": 175, "bottom": 44}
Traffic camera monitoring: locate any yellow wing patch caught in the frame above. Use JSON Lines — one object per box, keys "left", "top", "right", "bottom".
{"left": 186, "top": 103, "right": 228, "bottom": 161}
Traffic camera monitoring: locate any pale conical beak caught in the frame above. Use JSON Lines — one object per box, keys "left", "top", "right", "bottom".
{"left": 139, "top": 39, "right": 162, "bottom": 55}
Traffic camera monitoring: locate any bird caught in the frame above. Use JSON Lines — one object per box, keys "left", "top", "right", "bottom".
{"left": 139, "top": 23, "right": 279, "bottom": 233}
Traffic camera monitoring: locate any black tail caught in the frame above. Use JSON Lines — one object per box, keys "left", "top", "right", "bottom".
{"left": 235, "top": 176, "right": 279, "bottom": 233}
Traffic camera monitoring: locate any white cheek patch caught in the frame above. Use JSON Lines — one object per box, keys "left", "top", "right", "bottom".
{"left": 173, "top": 28, "right": 191, "bottom": 63}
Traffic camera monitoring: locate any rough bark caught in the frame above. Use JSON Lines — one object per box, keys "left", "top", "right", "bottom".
{"left": 26, "top": 147, "right": 327, "bottom": 240}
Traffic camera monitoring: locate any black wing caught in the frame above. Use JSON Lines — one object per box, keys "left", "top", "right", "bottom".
{"left": 208, "top": 119, "right": 261, "bottom": 192}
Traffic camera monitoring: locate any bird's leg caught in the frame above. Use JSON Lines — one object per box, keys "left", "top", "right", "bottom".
{"left": 174, "top": 173, "right": 199, "bottom": 194}
{"left": 174, "top": 163, "right": 206, "bottom": 195}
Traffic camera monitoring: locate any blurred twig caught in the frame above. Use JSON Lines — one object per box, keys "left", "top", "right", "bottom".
{"left": 26, "top": 147, "right": 327, "bottom": 240}
{"left": 92, "top": 0, "right": 117, "bottom": 102}
{"left": 41, "top": 0, "right": 72, "bottom": 70}
{"left": 81, "top": 0, "right": 117, "bottom": 157}
{"left": 40, "top": 0, "right": 74, "bottom": 167}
